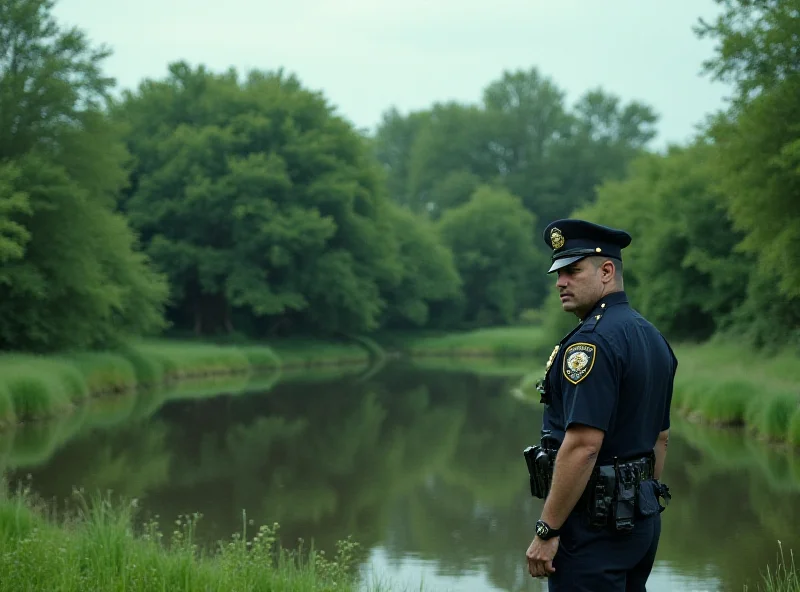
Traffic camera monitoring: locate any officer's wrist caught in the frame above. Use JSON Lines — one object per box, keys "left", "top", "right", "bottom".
{"left": 535, "top": 519, "right": 561, "bottom": 540}
{"left": 539, "top": 512, "right": 562, "bottom": 530}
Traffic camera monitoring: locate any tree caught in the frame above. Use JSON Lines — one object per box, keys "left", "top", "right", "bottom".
{"left": 406, "top": 102, "right": 499, "bottom": 216}
{"left": 437, "top": 185, "right": 545, "bottom": 325}
{"left": 694, "top": 0, "right": 800, "bottom": 107}
{"left": 116, "top": 63, "right": 403, "bottom": 337}
{"left": 372, "top": 107, "right": 431, "bottom": 208}
{"left": 696, "top": 0, "right": 800, "bottom": 302}
{"left": 0, "top": 164, "right": 30, "bottom": 265}
{"left": 0, "top": 0, "right": 168, "bottom": 352}
{"left": 572, "top": 142, "right": 749, "bottom": 341}
{"left": 379, "top": 203, "right": 462, "bottom": 329}
{"left": 373, "top": 68, "right": 659, "bottom": 239}
{"left": 483, "top": 70, "right": 659, "bottom": 232}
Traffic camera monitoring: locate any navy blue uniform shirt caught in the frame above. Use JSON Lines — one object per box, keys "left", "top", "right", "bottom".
{"left": 542, "top": 291, "right": 677, "bottom": 464}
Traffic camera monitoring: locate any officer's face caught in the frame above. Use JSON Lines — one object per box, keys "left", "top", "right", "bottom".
{"left": 555, "top": 259, "right": 605, "bottom": 316}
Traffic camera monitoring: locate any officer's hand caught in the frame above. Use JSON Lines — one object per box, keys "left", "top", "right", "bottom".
{"left": 526, "top": 535, "right": 559, "bottom": 578}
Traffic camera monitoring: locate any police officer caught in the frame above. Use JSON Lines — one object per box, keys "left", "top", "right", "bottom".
{"left": 524, "top": 219, "right": 676, "bottom": 591}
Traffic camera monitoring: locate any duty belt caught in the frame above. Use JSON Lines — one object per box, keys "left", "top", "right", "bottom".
{"left": 581, "top": 453, "right": 659, "bottom": 532}
{"left": 592, "top": 454, "right": 655, "bottom": 483}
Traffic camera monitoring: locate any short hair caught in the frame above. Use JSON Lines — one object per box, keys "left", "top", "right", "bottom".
{"left": 586, "top": 255, "right": 624, "bottom": 281}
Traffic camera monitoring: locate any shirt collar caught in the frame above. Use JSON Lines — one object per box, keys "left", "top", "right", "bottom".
{"left": 581, "top": 291, "right": 628, "bottom": 321}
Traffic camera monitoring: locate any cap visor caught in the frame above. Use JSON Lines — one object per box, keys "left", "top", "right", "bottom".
{"left": 548, "top": 255, "right": 586, "bottom": 273}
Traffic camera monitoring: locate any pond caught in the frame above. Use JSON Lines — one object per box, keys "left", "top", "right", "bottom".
{"left": 2, "top": 361, "right": 799, "bottom": 592}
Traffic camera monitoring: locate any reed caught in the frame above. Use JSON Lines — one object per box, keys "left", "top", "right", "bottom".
{"left": 753, "top": 542, "right": 800, "bottom": 592}
{"left": 0, "top": 356, "right": 85, "bottom": 422}
{"left": 0, "top": 484, "right": 368, "bottom": 592}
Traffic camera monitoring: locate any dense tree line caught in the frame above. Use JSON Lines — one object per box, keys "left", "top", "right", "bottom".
{"left": 0, "top": 0, "right": 797, "bottom": 352}
{"left": 544, "top": 0, "right": 800, "bottom": 350}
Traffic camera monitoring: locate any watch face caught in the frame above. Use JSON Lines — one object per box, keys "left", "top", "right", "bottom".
{"left": 536, "top": 522, "right": 547, "bottom": 537}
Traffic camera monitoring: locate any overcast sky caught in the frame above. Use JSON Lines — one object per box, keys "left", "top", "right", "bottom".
{"left": 53, "top": 0, "right": 732, "bottom": 149}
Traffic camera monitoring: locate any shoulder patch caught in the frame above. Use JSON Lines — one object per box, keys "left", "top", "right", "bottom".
{"left": 562, "top": 342, "right": 596, "bottom": 384}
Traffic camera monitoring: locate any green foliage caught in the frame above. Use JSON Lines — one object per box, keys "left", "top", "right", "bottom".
{"left": 437, "top": 185, "right": 545, "bottom": 326}
{"left": 0, "top": 164, "right": 31, "bottom": 265}
{"left": 789, "top": 409, "right": 800, "bottom": 448}
{"left": 116, "top": 62, "right": 405, "bottom": 337}
{"left": 692, "top": 0, "right": 800, "bottom": 349}
{"left": 374, "top": 68, "right": 659, "bottom": 230}
{"left": 0, "top": 0, "right": 168, "bottom": 352}
{"left": 371, "top": 68, "right": 659, "bottom": 316}
{"left": 572, "top": 142, "right": 748, "bottom": 341}
{"left": 705, "top": 81, "right": 800, "bottom": 299}
{"left": 371, "top": 107, "right": 431, "bottom": 209}
{"left": 379, "top": 203, "right": 462, "bottom": 328}
{"left": 0, "top": 489, "right": 365, "bottom": 591}
{"left": 0, "top": 340, "right": 283, "bottom": 421}
{"left": 664, "top": 341, "right": 800, "bottom": 446}
{"left": 694, "top": 0, "right": 800, "bottom": 105}
{"left": 384, "top": 325, "right": 549, "bottom": 358}
{"left": 405, "top": 102, "right": 498, "bottom": 217}
{"left": 758, "top": 542, "right": 800, "bottom": 592}
{"left": 2, "top": 0, "right": 798, "bottom": 369}
{"left": 537, "top": 288, "right": 582, "bottom": 346}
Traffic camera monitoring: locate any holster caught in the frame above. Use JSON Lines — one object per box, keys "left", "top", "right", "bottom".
{"left": 582, "top": 453, "right": 671, "bottom": 532}
{"left": 523, "top": 444, "right": 557, "bottom": 499}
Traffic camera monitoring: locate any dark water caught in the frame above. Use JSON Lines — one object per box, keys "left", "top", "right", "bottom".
{"left": 2, "top": 362, "right": 799, "bottom": 592}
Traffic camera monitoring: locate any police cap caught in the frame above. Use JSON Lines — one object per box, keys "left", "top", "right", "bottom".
{"left": 543, "top": 219, "right": 632, "bottom": 273}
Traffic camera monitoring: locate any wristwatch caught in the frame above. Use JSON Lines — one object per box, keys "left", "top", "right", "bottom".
{"left": 535, "top": 520, "right": 560, "bottom": 540}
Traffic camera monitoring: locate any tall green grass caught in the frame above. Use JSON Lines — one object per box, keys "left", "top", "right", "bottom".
{"left": 673, "top": 341, "right": 800, "bottom": 447}
{"left": 0, "top": 340, "right": 281, "bottom": 424}
{"left": 512, "top": 339, "right": 800, "bottom": 448}
{"left": 381, "top": 326, "right": 550, "bottom": 358}
{"left": 0, "top": 356, "right": 87, "bottom": 423}
{"left": 269, "top": 338, "right": 370, "bottom": 367}
{"left": 0, "top": 484, "right": 794, "bottom": 592}
{"left": 0, "top": 335, "right": 381, "bottom": 427}
{"left": 0, "top": 484, "right": 369, "bottom": 592}
{"left": 751, "top": 542, "right": 800, "bottom": 592}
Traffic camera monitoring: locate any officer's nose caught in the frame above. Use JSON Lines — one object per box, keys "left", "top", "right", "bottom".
{"left": 556, "top": 271, "right": 569, "bottom": 289}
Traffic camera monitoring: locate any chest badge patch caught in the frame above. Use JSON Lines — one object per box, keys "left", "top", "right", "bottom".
{"left": 563, "top": 342, "right": 596, "bottom": 384}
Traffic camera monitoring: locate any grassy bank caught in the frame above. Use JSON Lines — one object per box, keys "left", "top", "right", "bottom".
{"left": 379, "top": 326, "right": 549, "bottom": 358}
{"left": 269, "top": 336, "right": 377, "bottom": 368}
{"left": 0, "top": 486, "right": 369, "bottom": 592}
{"left": 672, "top": 341, "right": 800, "bottom": 448}
{"left": 386, "top": 327, "right": 800, "bottom": 450}
{"left": 0, "top": 336, "right": 372, "bottom": 427}
{"left": 0, "top": 325, "right": 550, "bottom": 427}
{"left": 510, "top": 335, "right": 800, "bottom": 449}
{"left": 0, "top": 486, "right": 795, "bottom": 592}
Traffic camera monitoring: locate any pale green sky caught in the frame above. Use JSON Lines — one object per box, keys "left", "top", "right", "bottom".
{"left": 53, "top": 0, "right": 732, "bottom": 148}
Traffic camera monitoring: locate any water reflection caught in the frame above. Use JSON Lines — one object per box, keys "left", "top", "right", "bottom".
{"left": 2, "top": 362, "right": 799, "bottom": 592}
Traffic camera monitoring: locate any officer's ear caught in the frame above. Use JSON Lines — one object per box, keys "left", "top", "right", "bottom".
{"left": 599, "top": 260, "right": 616, "bottom": 284}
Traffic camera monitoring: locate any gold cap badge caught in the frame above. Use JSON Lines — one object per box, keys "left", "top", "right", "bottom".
{"left": 550, "top": 227, "right": 564, "bottom": 250}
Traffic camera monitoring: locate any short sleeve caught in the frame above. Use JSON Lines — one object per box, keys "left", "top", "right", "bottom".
{"left": 661, "top": 400, "right": 671, "bottom": 431}
{"left": 559, "top": 337, "right": 619, "bottom": 432}
{"left": 661, "top": 350, "right": 678, "bottom": 431}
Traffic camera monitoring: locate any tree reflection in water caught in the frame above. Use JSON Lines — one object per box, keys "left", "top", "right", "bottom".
{"left": 3, "top": 362, "right": 799, "bottom": 592}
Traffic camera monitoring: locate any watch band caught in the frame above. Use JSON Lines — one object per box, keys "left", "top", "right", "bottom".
{"left": 536, "top": 519, "right": 561, "bottom": 539}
